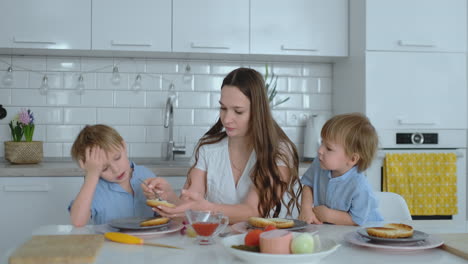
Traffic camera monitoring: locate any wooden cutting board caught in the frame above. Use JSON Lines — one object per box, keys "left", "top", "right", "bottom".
{"left": 9, "top": 234, "right": 104, "bottom": 264}
{"left": 438, "top": 233, "right": 468, "bottom": 260}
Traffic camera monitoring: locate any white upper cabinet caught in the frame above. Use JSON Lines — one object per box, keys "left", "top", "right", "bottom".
{"left": 92, "top": 0, "right": 171, "bottom": 52}
{"left": 173, "top": 0, "right": 249, "bottom": 54}
{"left": 366, "top": 0, "right": 466, "bottom": 52}
{"left": 366, "top": 52, "right": 466, "bottom": 130}
{"left": 0, "top": 0, "right": 91, "bottom": 50}
{"left": 250, "top": 0, "right": 348, "bottom": 56}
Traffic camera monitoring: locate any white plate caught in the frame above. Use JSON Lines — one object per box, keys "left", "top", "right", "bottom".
{"left": 94, "top": 221, "right": 184, "bottom": 239}
{"left": 344, "top": 231, "right": 443, "bottom": 251}
{"left": 231, "top": 220, "right": 308, "bottom": 234}
{"left": 221, "top": 232, "right": 340, "bottom": 264}
{"left": 357, "top": 228, "right": 429, "bottom": 243}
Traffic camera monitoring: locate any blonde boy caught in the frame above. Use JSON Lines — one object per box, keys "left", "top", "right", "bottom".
{"left": 299, "top": 113, "right": 383, "bottom": 225}
{"left": 69, "top": 124, "right": 156, "bottom": 226}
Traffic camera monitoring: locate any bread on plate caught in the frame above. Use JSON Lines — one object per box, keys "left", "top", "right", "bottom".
{"left": 248, "top": 217, "right": 295, "bottom": 229}
{"left": 146, "top": 199, "right": 176, "bottom": 208}
{"left": 139, "top": 217, "right": 170, "bottom": 227}
{"left": 366, "top": 223, "right": 414, "bottom": 238}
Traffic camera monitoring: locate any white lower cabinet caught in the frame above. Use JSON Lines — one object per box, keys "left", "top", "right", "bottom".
{"left": 0, "top": 177, "right": 83, "bottom": 256}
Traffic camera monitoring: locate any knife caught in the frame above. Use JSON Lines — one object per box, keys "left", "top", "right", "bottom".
{"left": 139, "top": 178, "right": 162, "bottom": 200}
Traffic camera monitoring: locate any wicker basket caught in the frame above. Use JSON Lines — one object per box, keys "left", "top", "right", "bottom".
{"left": 4, "top": 141, "right": 43, "bottom": 164}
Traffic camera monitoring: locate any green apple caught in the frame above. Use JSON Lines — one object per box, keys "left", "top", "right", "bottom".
{"left": 291, "top": 233, "right": 315, "bottom": 254}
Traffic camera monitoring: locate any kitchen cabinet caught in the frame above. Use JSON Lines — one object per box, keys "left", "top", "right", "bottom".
{"left": 92, "top": 0, "right": 171, "bottom": 52}
{"left": 333, "top": 0, "right": 467, "bottom": 132}
{"left": 0, "top": 0, "right": 91, "bottom": 50}
{"left": 172, "top": 0, "right": 249, "bottom": 54}
{"left": 250, "top": 0, "right": 348, "bottom": 56}
{"left": 0, "top": 177, "right": 83, "bottom": 255}
{"left": 366, "top": 0, "right": 466, "bottom": 52}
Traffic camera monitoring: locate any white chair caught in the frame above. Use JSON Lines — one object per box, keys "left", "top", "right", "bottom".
{"left": 374, "top": 191, "right": 412, "bottom": 221}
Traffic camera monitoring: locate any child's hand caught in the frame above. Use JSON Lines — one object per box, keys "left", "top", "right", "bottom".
{"left": 79, "top": 146, "right": 107, "bottom": 179}
{"left": 312, "top": 205, "right": 331, "bottom": 223}
{"left": 298, "top": 209, "right": 323, "bottom": 224}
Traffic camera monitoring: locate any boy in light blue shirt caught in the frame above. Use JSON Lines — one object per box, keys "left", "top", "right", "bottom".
{"left": 299, "top": 113, "right": 383, "bottom": 225}
{"left": 68, "top": 124, "right": 156, "bottom": 226}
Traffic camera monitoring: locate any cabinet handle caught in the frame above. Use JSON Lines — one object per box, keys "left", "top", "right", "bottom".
{"left": 398, "top": 40, "right": 435, "bottom": 47}
{"left": 111, "top": 40, "right": 152, "bottom": 47}
{"left": 4, "top": 184, "right": 50, "bottom": 192}
{"left": 190, "top": 42, "right": 230, "bottom": 50}
{"left": 398, "top": 119, "right": 436, "bottom": 125}
{"left": 13, "top": 37, "right": 56, "bottom": 45}
{"left": 281, "top": 45, "right": 318, "bottom": 52}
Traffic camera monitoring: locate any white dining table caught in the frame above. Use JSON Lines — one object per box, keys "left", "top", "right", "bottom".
{"left": 2, "top": 222, "right": 466, "bottom": 264}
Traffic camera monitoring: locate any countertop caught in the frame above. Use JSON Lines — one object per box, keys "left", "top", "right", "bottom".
{"left": 0, "top": 158, "right": 312, "bottom": 177}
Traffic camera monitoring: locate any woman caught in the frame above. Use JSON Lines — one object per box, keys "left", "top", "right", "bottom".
{"left": 143, "top": 67, "right": 301, "bottom": 223}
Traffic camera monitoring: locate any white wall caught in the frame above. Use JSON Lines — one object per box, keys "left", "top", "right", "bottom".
{"left": 0, "top": 55, "right": 333, "bottom": 159}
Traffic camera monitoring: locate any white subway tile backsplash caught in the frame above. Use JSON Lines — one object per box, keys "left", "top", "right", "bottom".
{"left": 81, "top": 90, "right": 113, "bottom": 107}
{"left": 97, "top": 108, "right": 130, "bottom": 125}
{"left": 303, "top": 64, "right": 332, "bottom": 77}
{"left": 33, "top": 107, "right": 63, "bottom": 124}
{"left": 43, "top": 143, "right": 63, "bottom": 157}
{"left": 178, "top": 92, "right": 210, "bottom": 108}
{"left": 114, "top": 125, "right": 146, "bottom": 143}
{"left": 174, "top": 109, "right": 193, "bottom": 125}
{"left": 64, "top": 108, "right": 96, "bottom": 124}
{"left": 46, "top": 125, "right": 81, "bottom": 142}
{"left": 129, "top": 142, "right": 162, "bottom": 158}
{"left": 46, "top": 57, "right": 81, "bottom": 72}
{"left": 12, "top": 89, "right": 47, "bottom": 106}
{"left": 114, "top": 91, "right": 146, "bottom": 107}
{"left": 47, "top": 90, "right": 81, "bottom": 106}
{"left": 130, "top": 109, "right": 163, "bottom": 125}
{"left": 194, "top": 75, "right": 224, "bottom": 91}
{"left": 194, "top": 109, "right": 219, "bottom": 125}
{"left": 12, "top": 56, "right": 46, "bottom": 71}
{"left": 210, "top": 62, "right": 243, "bottom": 75}
{"left": 0, "top": 55, "right": 332, "bottom": 159}
{"left": 146, "top": 60, "right": 178, "bottom": 73}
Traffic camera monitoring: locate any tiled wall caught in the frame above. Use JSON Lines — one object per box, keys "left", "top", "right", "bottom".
{"left": 0, "top": 55, "right": 332, "bottom": 159}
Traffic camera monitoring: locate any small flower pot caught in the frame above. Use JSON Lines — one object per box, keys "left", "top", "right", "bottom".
{"left": 4, "top": 141, "right": 43, "bottom": 164}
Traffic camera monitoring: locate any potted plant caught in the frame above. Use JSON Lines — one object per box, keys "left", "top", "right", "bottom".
{"left": 264, "top": 64, "right": 290, "bottom": 108}
{"left": 4, "top": 109, "right": 43, "bottom": 164}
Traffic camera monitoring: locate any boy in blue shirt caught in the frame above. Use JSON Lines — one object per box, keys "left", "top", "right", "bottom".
{"left": 69, "top": 124, "right": 156, "bottom": 226}
{"left": 299, "top": 113, "right": 383, "bottom": 225}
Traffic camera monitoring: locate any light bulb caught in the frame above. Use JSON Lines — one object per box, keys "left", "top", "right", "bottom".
{"left": 111, "top": 66, "right": 121, "bottom": 84}
{"left": 39, "top": 75, "right": 49, "bottom": 95}
{"left": 76, "top": 74, "right": 85, "bottom": 95}
{"left": 183, "top": 64, "right": 192, "bottom": 82}
{"left": 3, "top": 66, "right": 13, "bottom": 85}
{"left": 131, "top": 74, "right": 142, "bottom": 93}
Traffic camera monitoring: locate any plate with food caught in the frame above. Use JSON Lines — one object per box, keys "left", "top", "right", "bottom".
{"left": 231, "top": 217, "right": 308, "bottom": 233}
{"left": 344, "top": 231, "right": 443, "bottom": 251}
{"left": 222, "top": 230, "right": 339, "bottom": 264}
{"left": 357, "top": 227, "right": 429, "bottom": 243}
{"left": 108, "top": 216, "right": 171, "bottom": 230}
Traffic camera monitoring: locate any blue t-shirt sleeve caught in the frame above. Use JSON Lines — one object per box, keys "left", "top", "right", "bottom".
{"left": 348, "top": 181, "right": 381, "bottom": 225}
{"left": 300, "top": 159, "right": 319, "bottom": 187}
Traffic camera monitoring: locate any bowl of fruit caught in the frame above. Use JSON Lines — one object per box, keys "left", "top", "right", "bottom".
{"left": 221, "top": 226, "right": 339, "bottom": 264}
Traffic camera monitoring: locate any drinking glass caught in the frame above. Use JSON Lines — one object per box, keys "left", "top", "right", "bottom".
{"left": 185, "top": 209, "right": 229, "bottom": 245}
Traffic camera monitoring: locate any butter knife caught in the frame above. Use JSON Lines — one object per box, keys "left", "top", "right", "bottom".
{"left": 139, "top": 179, "right": 162, "bottom": 200}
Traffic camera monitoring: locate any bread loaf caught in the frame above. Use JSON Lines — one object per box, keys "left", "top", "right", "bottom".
{"left": 248, "top": 217, "right": 295, "bottom": 229}
{"left": 139, "top": 217, "right": 170, "bottom": 227}
{"left": 366, "top": 223, "right": 414, "bottom": 238}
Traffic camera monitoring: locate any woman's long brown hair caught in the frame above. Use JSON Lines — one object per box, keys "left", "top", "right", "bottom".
{"left": 187, "top": 67, "right": 301, "bottom": 217}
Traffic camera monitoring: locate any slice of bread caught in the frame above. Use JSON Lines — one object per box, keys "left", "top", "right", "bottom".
{"left": 247, "top": 217, "right": 295, "bottom": 229}
{"left": 146, "top": 199, "right": 176, "bottom": 208}
{"left": 139, "top": 217, "right": 170, "bottom": 227}
{"left": 366, "top": 223, "right": 414, "bottom": 238}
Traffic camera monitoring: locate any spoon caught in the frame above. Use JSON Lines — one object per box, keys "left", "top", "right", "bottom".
{"left": 104, "top": 232, "right": 183, "bottom": 250}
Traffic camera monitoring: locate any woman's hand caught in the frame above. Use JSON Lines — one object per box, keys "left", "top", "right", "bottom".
{"left": 298, "top": 208, "right": 323, "bottom": 224}
{"left": 152, "top": 189, "right": 212, "bottom": 218}
{"left": 142, "top": 177, "right": 176, "bottom": 201}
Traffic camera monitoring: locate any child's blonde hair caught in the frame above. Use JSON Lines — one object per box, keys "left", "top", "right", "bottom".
{"left": 320, "top": 113, "right": 378, "bottom": 172}
{"left": 71, "top": 124, "right": 124, "bottom": 163}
